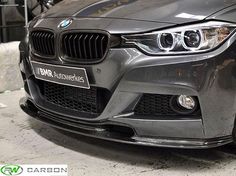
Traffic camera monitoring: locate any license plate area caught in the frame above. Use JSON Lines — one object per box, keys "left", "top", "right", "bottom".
{"left": 31, "top": 61, "right": 90, "bottom": 89}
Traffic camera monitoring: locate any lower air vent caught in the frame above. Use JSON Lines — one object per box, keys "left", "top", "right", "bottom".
{"left": 38, "top": 80, "right": 111, "bottom": 118}
{"left": 134, "top": 94, "right": 201, "bottom": 117}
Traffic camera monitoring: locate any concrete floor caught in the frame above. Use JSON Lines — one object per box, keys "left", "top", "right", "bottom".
{"left": 0, "top": 90, "right": 236, "bottom": 176}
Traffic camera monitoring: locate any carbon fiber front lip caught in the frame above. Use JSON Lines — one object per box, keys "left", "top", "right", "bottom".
{"left": 20, "top": 97, "right": 233, "bottom": 149}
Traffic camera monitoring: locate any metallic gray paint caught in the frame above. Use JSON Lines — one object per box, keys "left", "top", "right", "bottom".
{"left": 19, "top": 0, "right": 236, "bottom": 148}
{"left": 42, "top": 0, "right": 236, "bottom": 23}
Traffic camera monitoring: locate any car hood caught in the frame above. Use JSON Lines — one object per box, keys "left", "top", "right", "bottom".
{"left": 43, "top": 0, "right": 236, "bottom": 24}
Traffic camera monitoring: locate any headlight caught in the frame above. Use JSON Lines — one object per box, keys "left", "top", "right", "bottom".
{"left": 122, "top": 21, "right": 236, "bottom": 55}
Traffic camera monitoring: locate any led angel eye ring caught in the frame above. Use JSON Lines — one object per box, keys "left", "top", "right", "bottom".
{"left": 157, "top": 33, "right": 177, "bottom": 51}
{"left": 181, "top": 30, "right": 204, "bottom": 51}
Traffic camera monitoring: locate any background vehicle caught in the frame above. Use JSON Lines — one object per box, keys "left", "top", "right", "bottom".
{"left": 15, "top": 0, "right": 62, "bottom": 21}
{"left": 0, "top": 0, "right": 62, "bottom": 43}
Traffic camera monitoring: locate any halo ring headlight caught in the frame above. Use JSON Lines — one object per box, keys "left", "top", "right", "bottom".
{"left": 122, "top": 21, "right": 236, "bottom": 55}
{"left": 157, "top": 33, "right": 176, "bottom": 51}
{"left": 181, "top": 30, "right": 204, "bottom": 51}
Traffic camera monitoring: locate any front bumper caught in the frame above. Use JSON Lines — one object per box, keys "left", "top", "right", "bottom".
{"left": 20, "top": 97, "right": 233, "bottom": 148}
{"left": 19, "top": 21, "right": 236, "bottom": 148}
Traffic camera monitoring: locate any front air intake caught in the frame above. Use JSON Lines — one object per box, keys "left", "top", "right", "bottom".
{"left": 38, "top": 80, "right": 112, "bottom": 118}
{"left": 134, "top": 94, "right": 201, "bottom": 117}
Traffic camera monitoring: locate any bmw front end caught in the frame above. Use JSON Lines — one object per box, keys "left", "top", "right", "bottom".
{"left": 19, "top": 0, "right": 236, "bottom": 149}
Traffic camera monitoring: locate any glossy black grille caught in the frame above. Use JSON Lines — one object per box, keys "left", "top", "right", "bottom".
{"left": 30, "top": 31, "right": 55, "bottom": 56}
{"left": 134, "top": 94, "right": 177, "bottom": 116}
{"left": 61, "top": 32, "right": 109, "bottom": 63}
{"left": 39, "top": 81, "right": 111, "bottom": 118}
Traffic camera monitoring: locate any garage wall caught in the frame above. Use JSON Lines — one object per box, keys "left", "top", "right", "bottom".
{"left": 0, "top": 0, "right": 25, "bottom": 42}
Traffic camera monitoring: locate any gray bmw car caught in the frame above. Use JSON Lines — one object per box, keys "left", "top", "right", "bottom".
{"left": 19, "top": 0, "right": 236, "bottom": 149}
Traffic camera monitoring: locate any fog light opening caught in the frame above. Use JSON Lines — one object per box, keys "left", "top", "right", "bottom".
{"left": 170, "top": 95, "right": 198, "bottom": 115}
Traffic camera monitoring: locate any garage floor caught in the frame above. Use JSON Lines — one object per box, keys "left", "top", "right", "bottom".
{"left": 0, "top": 90, "right": 236, "bottom": 176}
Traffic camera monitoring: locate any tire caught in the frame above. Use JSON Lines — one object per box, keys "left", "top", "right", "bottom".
{"left": 15, "top": 0, "right": 62, "bottom": 21}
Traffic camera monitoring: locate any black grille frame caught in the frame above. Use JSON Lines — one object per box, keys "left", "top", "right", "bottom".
{"left": 60, "top": 30, "right": 110, "bottom": 64}
{"left": 30, "top": 29, "right": 55, "bottom": 57}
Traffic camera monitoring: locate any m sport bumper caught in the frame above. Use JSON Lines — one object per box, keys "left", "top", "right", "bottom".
{"left": 19, "top": 18, "right": 236, "bottom": 149}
